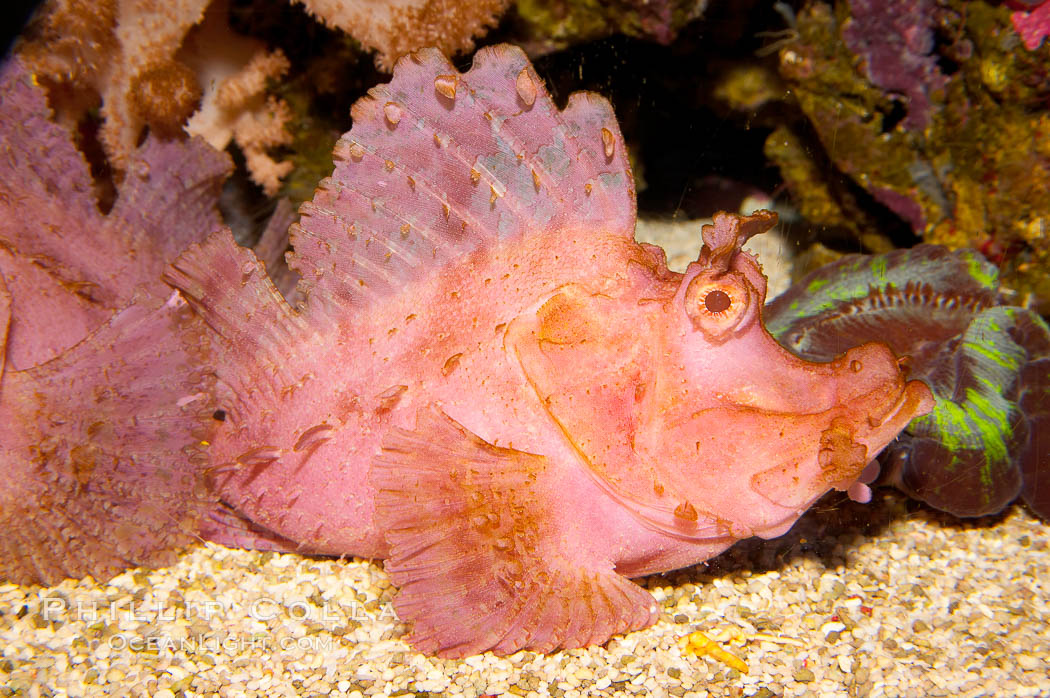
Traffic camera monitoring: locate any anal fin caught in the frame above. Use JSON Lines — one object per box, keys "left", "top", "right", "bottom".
{"left": 371, "top": 407, "right": 657, "bottom": 657}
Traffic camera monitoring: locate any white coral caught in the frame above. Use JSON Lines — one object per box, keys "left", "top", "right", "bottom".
{"left": 184, "top": 17, "right": 294, "bottom": 196}
{"left": 293, "top": 0, "right": 511, "bottom": 70}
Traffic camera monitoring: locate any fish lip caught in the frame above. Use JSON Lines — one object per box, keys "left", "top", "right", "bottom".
{"left": 867, "top": 379, "right": 912, "bottom": 429}
{"left": 749, "top": 377, "right": 932, "bottom": 540}
{"left": 869, "top": 377, "right": 934, "bottom": 433}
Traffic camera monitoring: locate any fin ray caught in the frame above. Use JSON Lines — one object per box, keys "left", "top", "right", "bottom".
{"left": 290, "top": 45, "right": 634, "bottom": 319}
{"left": 371, "top": 406, "right": 657, "bottom": 657}
{"left": 165, "top": 229, "right": 310, "bottom": 418}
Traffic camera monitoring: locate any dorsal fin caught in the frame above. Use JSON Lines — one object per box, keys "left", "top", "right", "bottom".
{"left": 289, "top": 44, "right": 635, "bottom": 317}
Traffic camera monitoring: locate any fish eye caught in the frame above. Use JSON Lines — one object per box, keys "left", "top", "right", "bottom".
{"left": 684, "top": 272, "right": 755, "bottom": 342}
{"left": 704, "top": 289, "right": 731, "bottom": 314}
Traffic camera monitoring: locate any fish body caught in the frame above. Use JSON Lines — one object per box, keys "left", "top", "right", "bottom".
{"left": 167, "top": 45, "right": 933, "bottom": 656}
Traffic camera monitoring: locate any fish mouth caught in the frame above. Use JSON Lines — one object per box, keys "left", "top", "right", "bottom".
{"left": 747, "top": 355, "right": 935, "bottom": 540}
{"left": 866, "top": 355, "right": 925, "bottom": 428}
{"left": 865, "top": 374, "right": 935, "bottom": 442}
{"left": 814, "top": 372, "right": 935, "bottom": 509}
{"left": 867, "top": 379, "right": 912, "bottom": 430}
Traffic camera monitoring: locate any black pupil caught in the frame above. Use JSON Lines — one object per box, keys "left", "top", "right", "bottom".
{"left": 705, "top": 290, "right": 731, "bottom": 313}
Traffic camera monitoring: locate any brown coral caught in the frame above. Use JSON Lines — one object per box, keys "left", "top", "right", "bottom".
{"left": 16, "top": 0, "right": 511, "bottom": 195}
{"left": 17, "top": 0, "right": 211, "bottom": 170}
{"left": 16, "top": 0, "right": 211, "bottom": 167}
{"left": 17, "top": 0, "right": 292, "bottom": 192}
{"left": 18, "top": 0, "right": 118, "bottom": 87}
{"left": 129, "top": 59, "right": 202, "bottom": 138}
{"left": 183, "top": 15, "right": 294, "bottom": 196}
{"left": 293, "top": 0, "right": 511, "bottom": 70}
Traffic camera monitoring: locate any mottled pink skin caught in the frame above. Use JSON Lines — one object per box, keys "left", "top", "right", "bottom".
{"left": 169, "top": 45, "right": 933, "bottom": 656}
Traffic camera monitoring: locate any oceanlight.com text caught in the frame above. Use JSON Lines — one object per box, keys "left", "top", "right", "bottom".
{"left": 105, "top": 632, "right": 336, "bottom": 653}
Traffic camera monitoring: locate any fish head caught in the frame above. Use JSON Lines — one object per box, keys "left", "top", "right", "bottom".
{"left": 659, "top": 211, "right": 936, "bottom": 537}
{"left": 512, "top": 210, "right": 934, "bottom": 543}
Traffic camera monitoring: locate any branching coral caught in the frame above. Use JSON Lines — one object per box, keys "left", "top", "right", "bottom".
{"left": 17, "top": 0, "right": 296, "bottom": 193}
{"left": 183, "top": 5, "right": 294, "bottom": 195}
{"left": 18, "top": 0, "right": 212, "bottom": 170}
{"left": 17, "top": 0, "right": 513, "bottom": 194}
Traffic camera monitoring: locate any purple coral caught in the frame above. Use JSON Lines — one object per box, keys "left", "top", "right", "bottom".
{"left": 842, "top": 0, "right": 949, "bottom": 131}
{"left": 1011, "top": 1, "right": 1050, "bottom": 50}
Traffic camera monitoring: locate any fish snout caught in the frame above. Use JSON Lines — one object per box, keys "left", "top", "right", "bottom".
{"left": 826, "top": 341, "right": 935, "bottom": 476}
{"left": 830, "top": 340, "right": 934, "bottom": 428}
{"left": 830, "top": 342, "right": 907, "bottom": 405}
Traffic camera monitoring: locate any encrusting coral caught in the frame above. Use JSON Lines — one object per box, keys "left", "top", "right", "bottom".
{"left": 765, "top": 0, "right": 1050, "bottom": 311}
{"left": 512, "top": 0, "right": 708, "bottom": 54}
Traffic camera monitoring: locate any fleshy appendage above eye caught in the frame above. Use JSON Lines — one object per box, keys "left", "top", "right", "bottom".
{"left": 683, "top": 270, "right": 759, "bottom": 342}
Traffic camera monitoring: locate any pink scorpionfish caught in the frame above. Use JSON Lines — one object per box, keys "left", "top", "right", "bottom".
{"left": 167, "top": 45, "right": 934, "bottom": 657}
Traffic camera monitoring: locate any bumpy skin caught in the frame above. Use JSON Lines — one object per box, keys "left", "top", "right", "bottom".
{"left": 168, "top": 45, "right": 933, "bottom": 657}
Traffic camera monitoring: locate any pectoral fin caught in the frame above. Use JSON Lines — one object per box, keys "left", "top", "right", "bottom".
{"left": 370, "top": 407, "right": 657, "bottom": 657}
